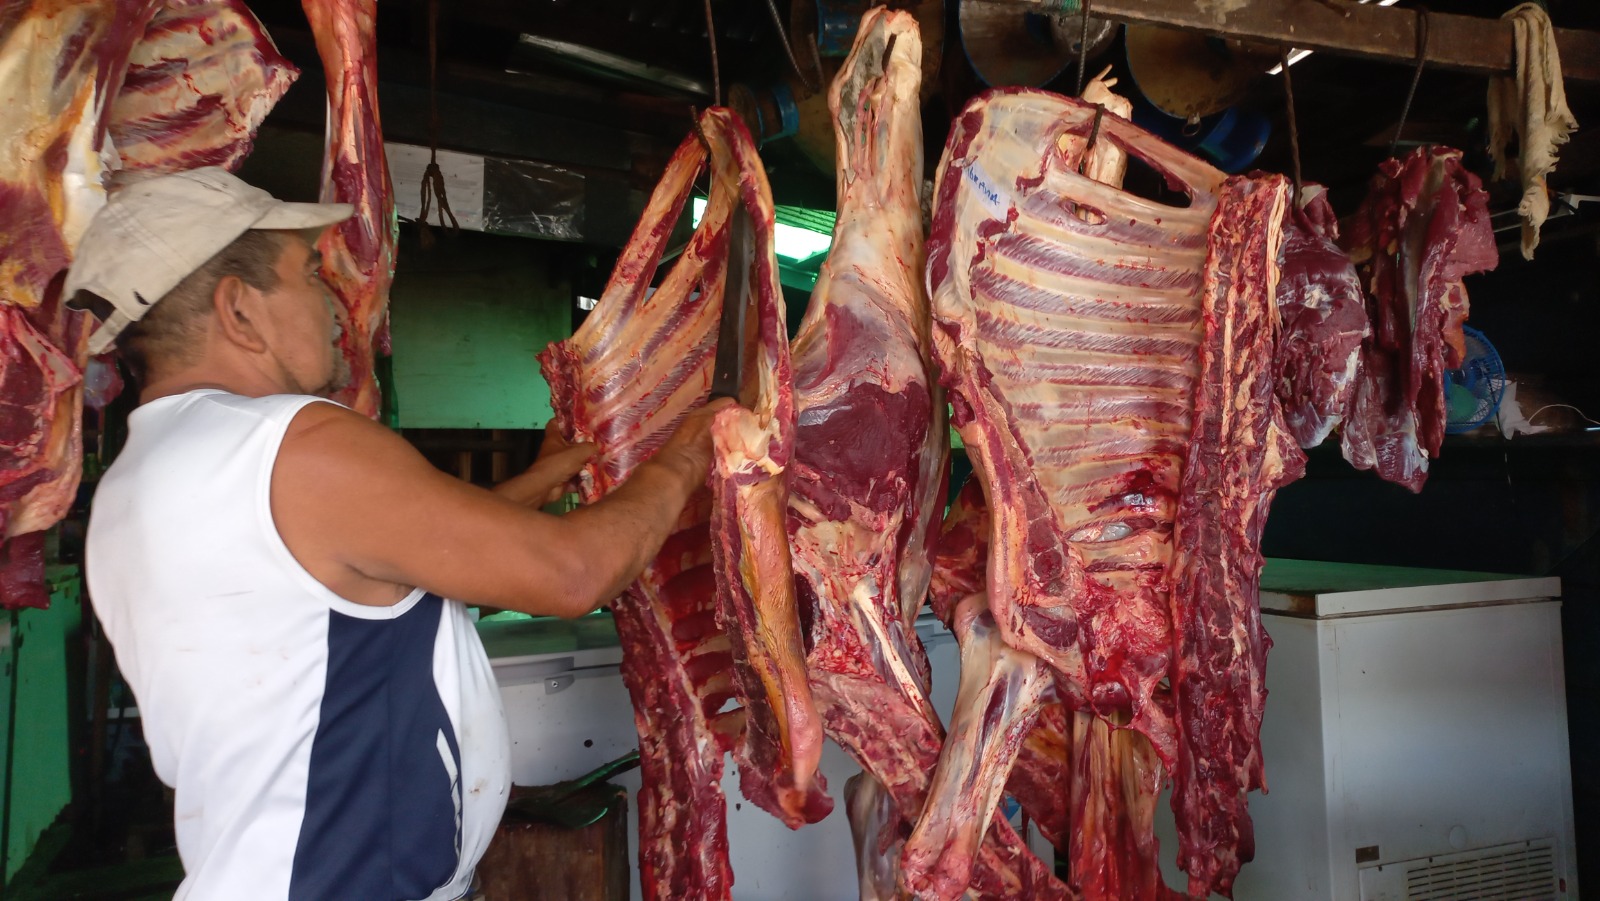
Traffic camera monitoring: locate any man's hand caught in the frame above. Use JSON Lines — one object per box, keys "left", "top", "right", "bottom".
{"left": 495, "top": 424, "right": 597, "bottom": 507}
{"left": 651, "top": 397, "right": 737, "bottom": 485}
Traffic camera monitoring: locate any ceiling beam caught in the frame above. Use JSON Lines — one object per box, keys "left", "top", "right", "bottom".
{"left": 969, "top": 0, "right": 1600, "bottom": 82}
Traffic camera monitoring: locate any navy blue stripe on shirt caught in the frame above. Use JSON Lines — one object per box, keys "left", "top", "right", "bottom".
{"left": 290, "top": 593, "right": 461, "bottom": 901}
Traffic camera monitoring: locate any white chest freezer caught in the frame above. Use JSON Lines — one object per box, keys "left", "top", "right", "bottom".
{"left": 1157, "top": 559, "right": 1579, "bottom": 901}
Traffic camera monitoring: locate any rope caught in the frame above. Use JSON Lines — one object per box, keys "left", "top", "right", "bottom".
{"left": 418, "top": 0, "right": 458, "bottom": 251}
{"left": 1281, "top": 47, "right": 1304, "bottom": 201}
{"left": 1389, "top": 6, "right": 1430, "bottom": 158}
{"left": 703, "top": 0, "right": 721, "bottom": 107}
{"left": 1075, "top": 0, "right": 1093, "bottom": 97}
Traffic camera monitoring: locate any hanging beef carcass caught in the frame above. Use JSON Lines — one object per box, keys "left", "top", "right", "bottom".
{"left": 921, "top": 86, "right": 1301, "bottom": 900}
{"left": 787, "top": 12, "right": 1067, "bottom": 899}
{"left": 302, "top": 0, "right": 395, "bottom": 419}
{"left": 1338, "top": 147, "right": 1497, "bottom": 491}
{"left": 540, "top": 108, "right": 828, "bottom": 901}
{"left": 910, "top": 78, "right": 1189, "bottom": 901}
{"left": 0, "top": 0, "right": 294, "bottom": 608}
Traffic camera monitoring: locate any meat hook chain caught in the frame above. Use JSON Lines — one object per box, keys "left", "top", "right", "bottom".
{"left": 762, "top": 0, "right": 818, "bottom": 93}
{"left": 418, "top": 0, "right": 459, "bottom": 251}
{"left": 1075, "top": 0, "right": 1094, "bottom": 97}
{"left": 1280, "top": 46, "right": 1304, "bottom": 201}
{"left": 703, "top": 0, "right": 721, "bottom": 107}
{"left": 1389, "top": 5, "right": 1430, "bottom": 158}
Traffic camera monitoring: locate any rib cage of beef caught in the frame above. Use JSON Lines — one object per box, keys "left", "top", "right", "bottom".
{"left": 924, "top": 86, "right": 1301, "bottom": 900}
{"left": 1, "top": 0, "right": 292, "bottom": 608}
{"left": 302, "top": 0, "right": 396, "bottom": 420}
{"left": 540, "top": 107, "right": 826, "bottom": 901}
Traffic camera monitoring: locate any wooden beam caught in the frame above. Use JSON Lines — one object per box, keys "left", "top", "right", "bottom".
{"left": 970, "top": 0, "right": 1600, "bottom": 82}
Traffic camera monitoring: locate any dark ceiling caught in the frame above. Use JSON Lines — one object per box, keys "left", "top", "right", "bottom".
{"left": 243, "top": 0, "right": 1600, "bottom": 237}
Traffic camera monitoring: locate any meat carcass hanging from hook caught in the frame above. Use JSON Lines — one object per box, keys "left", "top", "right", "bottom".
{"left": 540, "top": 107, "right": 827, "bottom": 901}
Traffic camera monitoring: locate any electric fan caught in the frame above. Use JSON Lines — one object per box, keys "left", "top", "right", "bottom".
{"left": 1444, "top": 325, "right": 1507, "bottom": 434}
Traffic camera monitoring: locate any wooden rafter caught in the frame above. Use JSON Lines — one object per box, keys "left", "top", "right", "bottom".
{"left": 968, "top": 0, "right": 1600, "bottom": 82}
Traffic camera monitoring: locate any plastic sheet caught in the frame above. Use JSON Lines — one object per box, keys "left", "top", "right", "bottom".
{"left": 482, "top": 157, "right": 585, "bottom": 242}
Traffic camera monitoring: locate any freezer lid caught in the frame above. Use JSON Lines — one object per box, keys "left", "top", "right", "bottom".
{"left": 1259, "top": 558, "right": 1562, "bottom": 618}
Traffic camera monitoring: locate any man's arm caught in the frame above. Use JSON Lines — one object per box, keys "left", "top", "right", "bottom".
{"left": 271, "top": 400, "right": 729, "bottom": 617}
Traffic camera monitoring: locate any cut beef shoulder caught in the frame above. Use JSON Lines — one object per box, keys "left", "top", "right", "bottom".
{"left": 302, "top": 0, "right": 395, "bottom": 419}
{"left": 540, "top": 108, "right": 827, "bottom": 901}
{"left": 1338, "top": 147, "right": 1497, "bottom": 491}
{"left": 1271, "top": 184, "right": 1368, "bottom": 449}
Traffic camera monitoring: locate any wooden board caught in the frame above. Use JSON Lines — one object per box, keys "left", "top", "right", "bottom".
{"left": 966, "top": 0, "right": 1600, "bottom": 82}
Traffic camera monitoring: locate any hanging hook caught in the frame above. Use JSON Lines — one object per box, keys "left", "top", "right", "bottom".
{"left": 1075, "top": 0, "right": 1094, "bottom": 97}
{"left": 1280, "top": 47, "right": 1304, "bottom": 203}
{"left": 762, "top": 0, "right": 819, "bottom": 93}
{"left": 703, "top": 0, "right": 722, "bottom": 107}
{"left": 1388, "top": 6, "right": 1430, "bottom": 158}
{"left": 1077, "top": 104, "right": 1105, "bottom": 175}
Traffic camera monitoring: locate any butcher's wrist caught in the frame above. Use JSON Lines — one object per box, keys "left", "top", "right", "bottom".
{"left": 648, "top": 447, "right": 707, "bottom": 493}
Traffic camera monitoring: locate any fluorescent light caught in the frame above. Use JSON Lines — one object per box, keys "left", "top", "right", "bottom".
{"left": 576, "top": 295, "right": 599, "bottom": 310}
{"left": 690, "top": 197, "right": 832, "bottom": 263}
{"left": 1270, "top": 0, "right": 1402, "bottom": 74}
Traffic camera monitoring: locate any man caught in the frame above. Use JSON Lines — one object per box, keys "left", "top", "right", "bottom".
{"left": 67, "top": 167, "right": 728, "bottom": 900}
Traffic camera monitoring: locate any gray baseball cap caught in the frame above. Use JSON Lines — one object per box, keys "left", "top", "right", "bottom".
{"left": 64, "top": 166, "right": 353, "bottom": 355}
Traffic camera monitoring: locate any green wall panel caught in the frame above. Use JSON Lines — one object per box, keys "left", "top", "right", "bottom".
{"left": 2, "top": 567, "right": 80, "bottom": 886}
{"left": 389, "top": 234, "right": 572, "bottom": 430}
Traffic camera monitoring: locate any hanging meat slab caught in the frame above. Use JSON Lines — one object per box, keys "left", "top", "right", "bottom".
{"left": 111, "top": 0, "right": 298, "bottom": 173}
{"left": 1338, "top": 147, "right": 1497, "bottom": 491}
{"left": 0, "top": 0, "right": 160, "bottom": 609}
{"left": 1271, "top": 184, "right": 1368, "bottom": 449}
{"left": 540, "top": 108, "right": 828, "bottom": 901}
{"left": 0, "top": 0, "right": 297, "bottom": 608}
{"left": 788, "top": 12, "right": 1066, "bottom": 899}
{"left": 1166, "top": 173, "right": 1299, "bottom": 898}
{"left": 302, "top": 0, "right": 395, "bottom": 419}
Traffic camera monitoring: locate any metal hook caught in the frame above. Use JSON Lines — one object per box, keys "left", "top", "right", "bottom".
{"left": 1389, "top": 6, "right": 1429, "bottom": 158}
{"left": 702, "top": 0, "right": 721, "bottom": 107}
{"left": 1077, "top": 105, "right": 1105, "bottom": 174}
{"left": 1280, "top": 47, "right": 1304, "bottom": 202}
{"left": 1075, "top": 0, "right": 1094, "bottom": 97}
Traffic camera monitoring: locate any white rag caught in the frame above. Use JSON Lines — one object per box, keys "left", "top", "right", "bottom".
{"left": 1487, "top": 3, "right": 1578, "bottom": 261}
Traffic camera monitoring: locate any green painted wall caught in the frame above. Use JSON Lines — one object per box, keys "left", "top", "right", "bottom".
{"left": 2, "top": 567, "right": 80, "bottom": 886}
{"left": 389, "top": 234, "right": 573, "bottom": 430}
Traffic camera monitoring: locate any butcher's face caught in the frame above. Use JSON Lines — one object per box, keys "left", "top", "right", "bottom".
{"left": 263, "top": 232, "right": 348, "bottom": 397}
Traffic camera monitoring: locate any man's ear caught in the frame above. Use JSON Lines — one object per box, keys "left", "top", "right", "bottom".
{"left": 213, "top": 275, "right": 269, "bottom": 352}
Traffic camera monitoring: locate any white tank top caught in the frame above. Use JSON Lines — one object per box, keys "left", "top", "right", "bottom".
{"left": 86, "top": 390, "right": 510, "bottom": 901}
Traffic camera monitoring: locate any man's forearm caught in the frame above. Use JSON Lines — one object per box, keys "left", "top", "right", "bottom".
{"left": 556, "top": 451, "right": 705, "bottom": 614}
